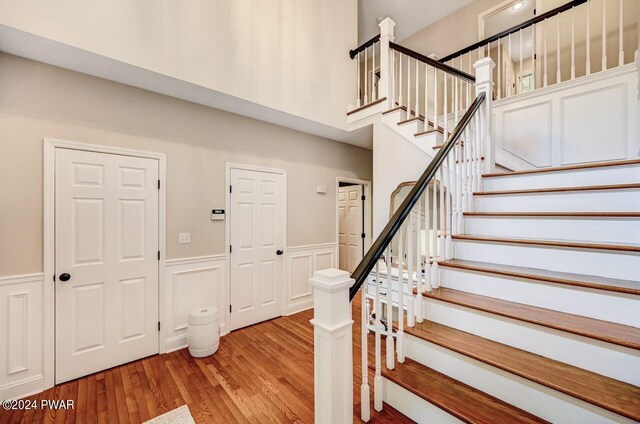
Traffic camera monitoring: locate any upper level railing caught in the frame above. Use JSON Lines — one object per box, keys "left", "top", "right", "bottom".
{"left": 438, "top": 0, "right": 637, "bottom": 100}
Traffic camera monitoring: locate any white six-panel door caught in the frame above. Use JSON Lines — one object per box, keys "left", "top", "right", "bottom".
{"left": 55, "top": 149, "right": 159, "bottom": 384}
{"left": 338, "top": 185, "right": 363, "bottom": 273}
{"left": 229, "top": 168, "right": 285, "bottom": 331}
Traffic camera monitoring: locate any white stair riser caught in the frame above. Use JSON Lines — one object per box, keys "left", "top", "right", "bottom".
{"left": 421, "top": 298, "right": 640, "bottom": 386}
{"left": 483, "top": 165, "right": 640, "bottom": 191}
{"left": 405, "top": 335, "right": 637, "bottom": 424}
{"left": 464, "top": 216, "right": 640, "bottom": 244}
{"left": 474, "top": 189, "right": 640, "bottom": 212}
{"left": 382, "top": 378, "right": 463, "bottom": 424}
{"left": 453, "top": 239, "right": 640, "bottom": 280}
{"left": 440, "top": 267, "right": 640, "bottom": 327}
{"left": 397, "top": 121, "right": 422, "bottom": 140}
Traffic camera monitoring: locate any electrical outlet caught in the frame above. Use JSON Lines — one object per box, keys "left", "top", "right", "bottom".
{"left": 179, "top": 233, "right": 191, "bottom": 244}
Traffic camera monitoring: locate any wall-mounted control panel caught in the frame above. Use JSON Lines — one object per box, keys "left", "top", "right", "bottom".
{"left": 211, "top": 209, "right": 225, "bottom": 221}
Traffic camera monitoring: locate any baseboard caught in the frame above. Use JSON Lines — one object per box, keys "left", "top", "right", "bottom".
{"left": 0, "top": 374, "right": 44, "bottom": 401}
{"left": 286, "top": 298, "right": 313, "bottom": 315}
{"left": 165, "top": 335, "right": 188, "bottom": 353}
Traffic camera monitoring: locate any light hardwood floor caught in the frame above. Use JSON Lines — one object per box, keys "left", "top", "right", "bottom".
{"left": 0, "top": 296, "right": 410, "bottom": 423}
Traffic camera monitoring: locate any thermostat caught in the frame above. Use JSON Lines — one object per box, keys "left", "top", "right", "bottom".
{"left": 211, "top": 209, "right": 225, "bottom": 221}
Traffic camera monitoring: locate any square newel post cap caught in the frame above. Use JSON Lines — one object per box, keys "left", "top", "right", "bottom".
{"left": 309, "top": 268, "right": 353, "bottom": 292}
{"left": 378, "top": 17, "right": 396, "bottom": 39}
{"left": 473, "top": 57, "right": 496, "bottom": 86}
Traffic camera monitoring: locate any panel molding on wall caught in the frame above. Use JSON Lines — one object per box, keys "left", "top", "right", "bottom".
{"left": 493, "top": 63, "right": 639, "bottom": 170}
{"left": 164, "top": 255, "right": 226, "bottom": 353}
{"left": 285, "top": 242, "right": 338, "bottom": 315}
{"left": 0, "top": 273, "right": 44, "bottom": 401}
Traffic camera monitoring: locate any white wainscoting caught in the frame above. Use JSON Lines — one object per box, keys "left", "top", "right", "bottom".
{"left": 493, "top": 63, "right": 639, "bottom": 170}
{"left": 285, "top": 243, "right": 338, "bottom": 315}
{"left": 0, "top": 273, "right": 44, "bottom": 400}
{"left": 164, "top": 255, "right": 227, "bottom": 353}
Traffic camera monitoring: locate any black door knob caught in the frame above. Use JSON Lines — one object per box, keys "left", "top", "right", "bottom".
{"left": 276, "top": 250, "right": 284, "bottom": 256}
{"left": 59, "top": 273, "right": 71, "bottom": 282}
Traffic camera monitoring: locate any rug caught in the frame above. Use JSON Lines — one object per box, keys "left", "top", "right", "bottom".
{"left": 144, "top": 405, "right": 196, "bottom": 424}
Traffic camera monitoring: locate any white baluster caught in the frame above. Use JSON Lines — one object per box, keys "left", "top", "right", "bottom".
{"left": 602, "top": 0, "right": 607, "bottom": 71}
{"left": 373, "top": 262, "right": 383, "bottom": 411}
{"left": 361, "top": 271, "right": 370, "bottom": 422}
{"left": 532, "top": 24, "right": 536, "bottom": 90}
{"left": 372, "top": 41, "right": 377, "bottom": 101}
{"left": 424, "top": 191, "right": 432, "bottom": 293}
{"left": 431, "top": 171, "right": 439, "bottom": 289}
{"left": 557, "top": 14, "right": 562, "bottom": 84}
{"left": 407, "top": 57, "right": 412, "bottom": 117}
{"left": 424, "top": 63, "right": 429, "bottom": 131}
{"left": 519, "top": 29, "right": 523, "bottom": 94}
{"left": 406, "top": 213, "right": 415, "bottom": 328}
{"left": 443, "top": 73, "right": 452, "bottom": 260}
{"left": 544, "top": 19, "right": 549, "bottom": 86}
{"left": 571, "top": 7, "right": 576, "bottom": 80}
{"left": 415, "top": 58, "right": 420, "bottom": 117}
{"left": 508, "top": 33, "right": 512, "bottom": 96}
{"left": 384, "top": 247, "right": 394, "bottom": 370}
{"left": 587, "top": 0, "right": 591, "bottom": 75}
{"left": 391, "top": 51, "right": 396, "bottom": 106}
{"left": 497, "top": 38, "right": 502, "bottom": 99}
{"left": 415, "top": 194, "right": 424, "bottom": 322}
{"left": 434, "top": 69, "right": 439, "bottom": 130}
{"left": 619, "top": 0, "right": 624, "bottom": 66}
{"left": 398, "top": 53, "right": 403, "bottom": 108}
{"left": 364, "top": 47, "right": 369, "bottom": 104}
{"left": 357, "top": 52, "right": 362, "bottom": 107}
{"left": 397, "top": 229, "right": 405, "bottom": 363}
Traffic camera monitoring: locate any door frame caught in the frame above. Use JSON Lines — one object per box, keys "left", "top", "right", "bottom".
{"left": 43, "top": 138, "right": 167, "bottom": 391}
{"left": 335, "top": 177, "right": 372, "bottom": 269}
{"left": 225, "top": 163, "right": 288, "bottom": 330}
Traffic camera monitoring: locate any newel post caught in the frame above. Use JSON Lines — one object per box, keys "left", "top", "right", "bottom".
{"left": 378, "top": 17, "right": 396, "bottom": 110}
{"left": 474, "top": 57, "right": 496, "bottom": 174}
{"left": 310, "top": 269, "right": 354, "bottom": 424}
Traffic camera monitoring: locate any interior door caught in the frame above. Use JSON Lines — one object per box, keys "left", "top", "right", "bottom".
{"left": 338, "top": 185, "right": 364, "bottom": 273}
{"left": 229, "top": 167, "right": 284, "bottom": 331}
{"left": 55, "top": 148, "right": 159, "bottom": 384}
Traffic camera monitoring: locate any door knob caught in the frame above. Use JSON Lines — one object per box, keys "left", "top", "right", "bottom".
{"left": 276, "top": 250, "right": 284, "bottom": 256}
{"left": 59, "top": 273, "right": 71, "bottom": 282}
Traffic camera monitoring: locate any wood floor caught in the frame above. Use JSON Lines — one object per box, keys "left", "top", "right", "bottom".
{"left": 0, "top": 297, "right": 410, "bottom": 424}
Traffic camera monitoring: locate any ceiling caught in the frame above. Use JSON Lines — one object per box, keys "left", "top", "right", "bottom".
{"left": 358, "top": 0, "right": 474, "bottom": 44}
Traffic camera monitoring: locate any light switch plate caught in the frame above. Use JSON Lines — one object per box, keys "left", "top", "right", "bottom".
{"left": 316, "top": 185, "right": 327, "bottom": 194}
{"left": 179, "top": 233, "right": 191, "bottom": 244}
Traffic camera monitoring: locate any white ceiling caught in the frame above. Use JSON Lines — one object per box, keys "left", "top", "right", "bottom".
{"left": 358, "top": 0, "right": 475, "bottom": 44}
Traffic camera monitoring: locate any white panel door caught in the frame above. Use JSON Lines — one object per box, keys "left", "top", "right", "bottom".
{"left": 55, "top": 149, "right": 159, "bottom": 384}
{"left": 338, "top": 185, "right": 363, "bottom": 273}
{"left": 230, "top": 168, "right": 284, "bottom": 330}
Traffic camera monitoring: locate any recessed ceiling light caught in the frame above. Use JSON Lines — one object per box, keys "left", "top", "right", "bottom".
{"left": 513, "top": 1, "right": 525, "bottom": 10}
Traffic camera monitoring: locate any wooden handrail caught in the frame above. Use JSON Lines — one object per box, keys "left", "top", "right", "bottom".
{"left": 349, "top": 34, "right": 381, "bottom": 59}
{"left": 348, "top": 92, "right": 486, "bottom": 301}
{"left": 390, "top": 42, "right": 476, "bottom": 83}
{"left": 440, "top": 0, "right": 587, "bottom": 63}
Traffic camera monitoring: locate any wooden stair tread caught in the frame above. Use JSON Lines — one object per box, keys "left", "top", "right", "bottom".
{"left": 415, "top": 128, "right": 444, "bottom": 137}
{"left": 452, "top": 234, "right": 640, "bottom": 253}
{"left": 474, "top": 183, "right": 640, "bottom": 196}
{"left": 375, "top": 358, "right": 548, "bottom": 424}
{"left": 346, "top": 97, "right": 387, "bottom": 116}
{"left": 397, "top": 116, "right": 423, "bottom": 125}
{"left": 418, "top": 287, "right": 640, "bottom": 349}
{"left": 403, "top": 321, "right": 640, "bottom": 421}
{"left": 483, "top": 158, "right": 640, "bottom": 178}
{"left": 438, "top": 259, "right": 640, "bottom": 295}
{"left": 464, "top": 212, "right": 640, "bottom": 218}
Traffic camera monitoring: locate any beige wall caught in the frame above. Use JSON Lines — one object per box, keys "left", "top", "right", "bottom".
{"left": 0, "top": 53, "right": 372, "bottom": 277}
{"left": 0, "top": 0, "right": 357, "bottom": 130}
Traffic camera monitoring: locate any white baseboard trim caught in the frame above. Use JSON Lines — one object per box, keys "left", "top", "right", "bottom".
{"left": 165, "top": 335, "right": 188, "bottom": 353}
{"left": 0, "top": 374, "right": 44, "bottom": 401}
{"left": 286, "top": 299, "right": 313, "bottom": 316}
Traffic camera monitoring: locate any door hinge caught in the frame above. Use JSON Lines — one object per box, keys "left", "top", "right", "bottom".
{"left": 361, "top": 195, "right": 366, "bottom": 201}
{"left": 157, "top": 251, "right": 161, "bottom": 260}
{"left": 361, "top": 233, "right": 366, "bottom": 239}
{"left": 229, "top": 305, "right": 232, "bottom": 313}
{"left": 53, "top": 274, "right": 56, "bottom": 282}
{"left": 229, "top": 245, "right": 232, "bottom": 253}
{"left": 230, "top": 185, "right": 233, "bottom": 194}
{"left": 158, "top": 180, "right": 161, "bottom": 189}
{"left": 158, "top": 321, "right": 161, "bottom": 331}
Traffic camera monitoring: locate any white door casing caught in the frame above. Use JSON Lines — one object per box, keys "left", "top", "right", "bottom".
{"left": 54, "top": 148, "right": 159, "bottom": 384}
{"left": 229, "top": 167, "right": 285, "bottom": 331}
{"left": 338, "top": 185, "right": 364, "bottom": 273}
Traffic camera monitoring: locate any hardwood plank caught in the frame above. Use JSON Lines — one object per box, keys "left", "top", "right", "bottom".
{"left": 403, "top": 321, "right": 640, "bottom": 421}
{"left": 346, "top": 97, "right": 387, "bottom": 116}
{"left": 452, "top": 234, "right": 640, "bottom": 253}
{"left": 376, "top": 358, "right": 548, "bottom": 424}
{"left": 483, "top": 158, "right": 640, "bottom": 178}
{"left": 474, "top": 183, "right": 640, "bottom": 196}
{"left": 439, "top": 259, "right": 640, "bottom": 295}
{"left": 420, "top": 287, "right": 640, "bottom": 350}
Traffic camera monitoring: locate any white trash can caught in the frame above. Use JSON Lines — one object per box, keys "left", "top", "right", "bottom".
{"left": 187, "top": 306, "right": 219, "bottom": 358}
